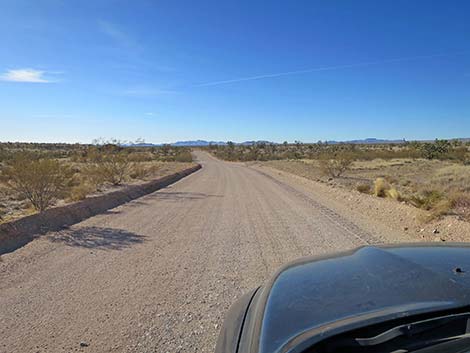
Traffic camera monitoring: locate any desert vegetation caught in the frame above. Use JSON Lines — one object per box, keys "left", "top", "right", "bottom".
{"left": 208, "top": 139, "right": 470, "bottom": 222}
{"left": 0, "top": 141, "right": 194, "bottom": 222}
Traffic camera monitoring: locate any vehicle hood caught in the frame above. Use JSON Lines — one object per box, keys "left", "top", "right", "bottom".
{"left": 247, "top": 244, "right": 470, "bottom": 353}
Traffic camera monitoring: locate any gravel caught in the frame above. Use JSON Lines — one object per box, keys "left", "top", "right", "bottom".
{"left": 0, "top": 151, "right": 419, "bottom": 353}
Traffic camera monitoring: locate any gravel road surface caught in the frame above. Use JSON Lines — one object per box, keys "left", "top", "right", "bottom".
{"left": 0, "top": 151, "right": 410, "bottom": 352}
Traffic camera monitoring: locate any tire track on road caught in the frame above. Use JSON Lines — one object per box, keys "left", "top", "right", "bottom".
{"left": 249, "top": 167, "right": 379, "bottom": 245}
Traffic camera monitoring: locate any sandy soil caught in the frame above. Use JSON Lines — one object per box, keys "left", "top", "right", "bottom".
{"left": 0, "top": 151, "right": 429, "bottom": 353}
{"left": 255, "top": 162, "right": 470, "bottom": 243}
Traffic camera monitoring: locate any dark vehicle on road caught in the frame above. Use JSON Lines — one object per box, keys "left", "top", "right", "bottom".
{"left": 216, "top": 244, "right": 470, "bottom": 353}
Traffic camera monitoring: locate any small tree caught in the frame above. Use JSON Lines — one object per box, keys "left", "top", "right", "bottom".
{"left": 3, "top": 154, "right": 70, "bottom": 211}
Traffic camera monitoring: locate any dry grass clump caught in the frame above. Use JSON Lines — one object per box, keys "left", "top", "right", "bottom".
{"left": 386, "top": 187, "right": 402, "bottom": 201}
{"left": 373, "top": 178, "right": 402, "bottom": 200}
{"left": 430, "top": 165, "right": 470, "bottom": 193}
{"left": 68, "top": 182, "right": 96, "bottom": 202}
{"left": 427, "top": 199, "right": 454, "bottom": 221}
{"left": 373, "top": 178, "right": 390, "bottom": 197}
{"left": 409, "top": 190, "right": 444, "bottom": 210}
{"left": 408, "top": 189, "right": 455, "bottom": 221}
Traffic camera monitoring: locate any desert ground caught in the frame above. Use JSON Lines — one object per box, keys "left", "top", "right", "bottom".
{"left": 0, "top": 150, "right": 445, "bottom": 353}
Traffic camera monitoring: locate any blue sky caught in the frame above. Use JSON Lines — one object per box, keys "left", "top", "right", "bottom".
{"left": 0, "top": 0, "right": 469, "bottom": 143}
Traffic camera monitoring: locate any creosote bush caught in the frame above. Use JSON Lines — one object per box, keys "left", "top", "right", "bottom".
{"left": 319, "top": 155, "right": 353, "bottom": 178}
{"left": 85, "top": 152, "right": 131, "bottom": 186}
{"left": 3, "top": 154, "right": 71, "bottom": 212}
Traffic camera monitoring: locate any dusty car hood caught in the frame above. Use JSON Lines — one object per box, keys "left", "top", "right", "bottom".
{"left": 240, "top": 244, "right": 470, "bottom": 353}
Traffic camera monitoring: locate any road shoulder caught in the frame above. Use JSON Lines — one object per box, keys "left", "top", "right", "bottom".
{"left": 251, "top": 164, "right": 470, "bottom": 244}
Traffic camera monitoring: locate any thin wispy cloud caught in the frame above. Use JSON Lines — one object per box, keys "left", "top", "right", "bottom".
{"left": 98, "top": 20, "right": 138, "bottom": 49}
{"left": 0, "top": 68, "right": 56, "bottom": 83}
{"left": 196, "top": 51, "right": 467, "bottom": 87}
{"left": 145, "top": 112, "right": 156, "bottom": 116}
{"left": 32, "top": 114, "right": 75, "bottom": 119}
{"left": 122, "top": 87, "right": 177, "bottom": 97}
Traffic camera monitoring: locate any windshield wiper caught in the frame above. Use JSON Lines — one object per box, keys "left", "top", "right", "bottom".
{"left": 355, "top": 312, "right": 470, "bottom": 349}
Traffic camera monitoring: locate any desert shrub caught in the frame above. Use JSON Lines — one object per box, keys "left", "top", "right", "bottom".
{"left": 356, "top": 183, "right": 371, "bottom": 194}
{"left": 84, "top": 152, "right": 131, "bottom": 186}
{"left": 174, "top": 151, "right": 193, "bottom": 162}
{"left": 83, "top": 164, "right": 106, "bottom": 187}
{"left": 3, "top": 154, "right": 71, "bottom": 211}
{"left": 319, "top": 154, "right": 353, "bottom": 178}
{"left": 373, "top": 178, "right": 390, "bottom": 197}
{"left": 409, "top": 190, "right": 445, "bottom": 210}
{"left": 129, "top": 164, "right": 150, "bottom": 180}
{"left": 68, "top": 182, "right": 95, "bottom": 201}
{"left": 127, "top": 152, "right": 154, "bottom": 162}
{"left": 426, "top": 199, "right": 454, "bottom": 221}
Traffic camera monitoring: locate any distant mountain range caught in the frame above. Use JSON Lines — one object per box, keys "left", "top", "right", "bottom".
{"left": 128, "top": 137, "right": 469, "bottom": 147}
{"left": 171, "top": 140, "right": 226, "bottom": 146}
{"left": 326, "top": 138, "right": 406, "bottom": 144}
{"left": 128, "top": 140, "right": 275, "bottom": 147}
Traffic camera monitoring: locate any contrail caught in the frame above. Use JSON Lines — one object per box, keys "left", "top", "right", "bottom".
{"left": 196, "top": 51, "right": 467, "bottom": 87}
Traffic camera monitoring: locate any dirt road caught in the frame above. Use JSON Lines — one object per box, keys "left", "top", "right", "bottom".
{"left": 0, "top": 151, "right": 413, "bottom": 353}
